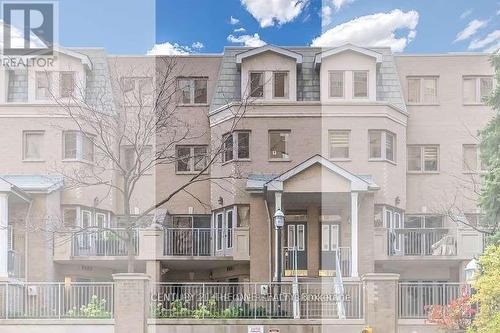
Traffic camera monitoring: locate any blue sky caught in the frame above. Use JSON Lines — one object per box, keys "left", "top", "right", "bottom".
{"left": 56, "top": 0, "right": 500, "bottom": 54}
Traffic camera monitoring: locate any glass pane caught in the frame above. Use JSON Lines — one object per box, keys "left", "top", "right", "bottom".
{"left": 24, "top": 132, "right": 42, "bottom": 159}
{"left": 321, "top": 225, "right": 330, "bottom": 251}
{"left": 60, "top": 72, "right": 75, "bottom": 98}
{"left": 269, "top": 131, "right": 289, "bottom": 159}
{"left": 369, "top": 131, "right": 382, "bottom": 159}
{"left": 226, "top": 211, "right": 233, "bottom": 248}
{"left": 329, "top": 71, "right": 344, "bottom": 98}
{"left": 273, "top": 72, "right": 287, "bottom": 98}
{"left": 463, "top": 78, "right": 476, "bottom": 104}
{"left": 297, "top": 225, "right": 305, "bottom": 251}
{"left": 405, "top": 216, "right": 423, "bottom": 228}
{"left": 36, "top": 72, "right": 51, "bottom": 100}
{"left": 64, "top": 132, "right": 77, "bottom": 159}
{"left": 330, "top": 225, "right": 339, "bottom": 250}
{"left": 223, "top": 134, "right": 233, "bottom": 162}
{"left": 176, "top": 147, "right": 191, "bottom": 172}
{"left": 329, "top": 130, "right": 349, "bottom": 158}
{"left": 407, "top": 147, "right": 422, "bottom": 171}
{"left": 463, "top": 145, "right": 477, "bottom": 171}
{"left": 193, "top": 146, "right": 207, "bottom": 171}
{"left": 194, "top": 79, "right": 207, "bottom": 103}
{"left": 287, "top": 225, "right": 296, "bottom": 248}
{"left": 408, "top": 78, "right": 420, "bottom": 103}
{"left": 425, "top": 216, "right": 443, "bottom": 228}
{"left": 82, "top": 135, "right": 94, "bottom": 162}
{"left": 423, "top": 146, "right": 438, "bottom": 171}
{"left": 386, "top": 133, "right": 395, "bottom": 161}
{"left": 423, "top": 78, "right": 437, "bottom": 104}
{"left": 480, "top": 77, "right": 493, "bottom": 101}
{"left": 353, "top": 71, "right": 368, "bottom": 98}
{"left": 237, "top": 132, "right": 250, "bottom": 159}
{"left": 250, "top": 72, "right": 264, "bottom": 97}
{"left": 139, "top": 78, "right": 153, "bottom": 104}
{"left": 178, "top": 79, "right": 192, "bottom": 104}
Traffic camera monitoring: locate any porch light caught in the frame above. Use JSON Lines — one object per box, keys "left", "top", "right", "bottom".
{"left": 274, "top": 209, "right": 285, "bottom": 228}
{"left": 465, "top": 258, "right": 478, "bottom": 284}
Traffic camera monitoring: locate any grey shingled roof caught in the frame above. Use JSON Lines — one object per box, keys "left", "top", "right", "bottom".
{"left": 210, "top": 46, "right": 407, "bottom": 113}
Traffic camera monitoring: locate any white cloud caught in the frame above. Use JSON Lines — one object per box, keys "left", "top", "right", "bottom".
{"left": 230, "top": 16, "right": 240, "bottom": 25}
{"left": 227, "top": 33, "right": 266, "bottom": 47}
{"left": 241, "top": 0, "right": 309, "bottom": 28}
{"left": 192, "top": 41, "right": 204, "bottom": 49}
{"left": 234, "top": 27, "right": 246, "bottom": 32}
{"left": 497, "top": 9, "right": 500, "bottom": 16}
{"left": 455, "top": 19, "right": 488, "bottom": 42}
{"left": 147, "top": 42, "right": 191, "bottom": 55}
{"left": 321, "top": 6, "right": 332, "bottom": 26}
{"left": 311, "top": 9, "right": 419, "bottom": 52}
{"left": 332, "top": 0, "right": 355, "bottom": 11}
{"left": 468, "top": 30, "right": 500, "bottom": 50}
{"left": 460, "top": 9, "right": 472, "bottom": 20}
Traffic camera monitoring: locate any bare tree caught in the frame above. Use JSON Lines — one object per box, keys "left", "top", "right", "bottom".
{"left": 48, "top": 56, "right": 253, "bottom": 272}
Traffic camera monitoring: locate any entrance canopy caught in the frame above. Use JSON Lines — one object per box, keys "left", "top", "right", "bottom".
{"left": 246, "top": 155, "right": 379, "bottom": 194}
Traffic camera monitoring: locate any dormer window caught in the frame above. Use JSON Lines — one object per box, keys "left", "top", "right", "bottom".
{"left": 249, "top": 72, "right": 264, "bottom": 98}
{"left": 273, "top": 72, "right": 289, "bottom": 98}
{"left": 60, "top": 72, "right": 75, "bottom": 98}
{"left": 353, "top": 71, "right": 368, "bottom": 98}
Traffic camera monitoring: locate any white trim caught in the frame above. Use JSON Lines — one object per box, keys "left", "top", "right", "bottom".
{"left": 314, "top": 44, "right": 383, "bottom": 69}
{"left": 236, "top": 45, "right": 303, "bottom": 66}
{"left": 350, "top": 192, "right": 359, "bottom": 277}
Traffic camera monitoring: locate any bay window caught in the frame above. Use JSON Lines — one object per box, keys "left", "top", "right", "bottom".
{"left": 222, "top": 131, "right": 250, "bottom": 162}
{"left": 369, "top": 130, "right": 396, "bottom": 162}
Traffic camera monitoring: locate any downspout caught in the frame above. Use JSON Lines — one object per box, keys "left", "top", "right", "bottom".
{"left": 264, "top": 199, "right": 272, "bottom": 283}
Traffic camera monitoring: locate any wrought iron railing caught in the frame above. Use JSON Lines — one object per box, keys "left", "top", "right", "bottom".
{"left": 0, "top": 282, "right": 114, "bottom": 319}
{"left": 388, "top": 228, "right": 457, "bottom": 256}
{"left": 398, "top": 282, "right": 471, "bottom": 318}
{"left": 164, "top": 228, "right": 233, "bottom": 256}
{"left": 150, "top": 282, "right": 363, "bottom": 319}
{"left": 72, "top": 228, "right": 138, "bottom": 257}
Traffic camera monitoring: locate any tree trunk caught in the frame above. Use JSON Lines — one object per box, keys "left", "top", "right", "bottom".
{"left": 126, "top": 228, "right": 135, "bottom": 273}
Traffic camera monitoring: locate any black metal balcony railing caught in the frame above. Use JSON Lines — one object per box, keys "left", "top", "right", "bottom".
{"left": 388, "top": 228, "right": 457, "bottom": 256}
{"left": 164, "top": 228, "right": 234, "bottom": 256}
{"left": 71, "top": 229, "right": 138, "bottom": 257}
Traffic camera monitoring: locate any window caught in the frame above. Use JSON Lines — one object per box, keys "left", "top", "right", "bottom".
{"left": 369, "top": 130, "right": 396, "bottom": 162}
{"left": 7, "top": 69, "right": 28, "bottom": 102}
{"left": 404, "top": 215, "right": 443, "bottom": 229}
{"left": 269, "top": 131, "right": 290, "bottom": 160}
{"left": 353, "top": 71, "right": 368, "bottom": 98}
{"left": 123, "top": 146, "right": 153, "bottom": 171}
{"left": 122, "top": 77, "right": 153, "bottom": 105}
{"left": 36, "top": 72, "right": 52, "bottom": 100}
{"left": 463, "top": 144, "right": 486, "bottom": 172}
{"left": 60, "top": 72, "right": 75, "bottom": 98}
{"left": 463, "top": 76, "right": 493, "bottom": 104}
{"left": 329, "top": 71, "right": 344, "bottom": 98}
{"left": 222, "top": 132, "right": 250, "bottom": 162}
{"left": 23, "top": 131, "right": 44, "bottom": 160}
{"left": 249, "top": 72, "right": 264, "bottom": 98}
{"left": 63, "top": 131, "right": 94, "bottom": 162}
{"left": 328, "top": 130, "right": 350, "bottom": 159}
{"left": 177, "top": 77, "right": 208, "bottom": 104}
{"left": 176, "top": 145, "right": 207, "bottom": 173}
{"left": 273, "top": 72, "right": 288, "bottom": 98}
{"left": 407, "top": 77, "right": 438, "bottom": 104}
{"left": 407, "top": 145, "right": 439, "bottom": 172}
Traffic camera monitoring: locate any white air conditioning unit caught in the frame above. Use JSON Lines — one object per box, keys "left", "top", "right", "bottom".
{"left": 27, "top": 286, "right": 38, "bottom": 296}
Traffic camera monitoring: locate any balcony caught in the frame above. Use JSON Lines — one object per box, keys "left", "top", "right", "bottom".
{"left": 71, "top": 229, "right": 138, "bottom": 257}
{"left": 374, "top": 227, "right": 483, "bottom": 261}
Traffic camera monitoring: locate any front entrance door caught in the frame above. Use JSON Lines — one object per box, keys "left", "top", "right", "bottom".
{"left": 284, "top": 222, "right": 307, "bottom": 276}
{"left": 320, "top": 223, "right": 340, "bottom": 274}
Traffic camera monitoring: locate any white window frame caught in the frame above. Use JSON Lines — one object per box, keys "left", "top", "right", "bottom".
{"left": 80, "top": 210, "right": 92, "bottom": 228}
{"left": 462, "top": 144, "right": 486, "bottom": 173}
{"left": 225, "top": 209, "right": 234, "bottom": 249}
{"left": 368, "top": 130, "right": 396, "bottom": 163}
{"left": 95, "top": 212, "right": 108, "bottom": 228}
{"left": 177, "top": 77, "right": 208, "bottom": 105}
{"left": 328, "top": 70, "right": 345, "bottom": 99}
{"left": 59, "top": 71, "right": 76, "bottom": 98}
{"left": 35, "top": 71, "right": 52, "bottom": 100}
{"left": 352, "top": 71, "right": 369, "bottom": 99}
{"left": 62, "top": 131, "right": 94, "bottom": 163}
{"left": 175, "top": 145, "right": 207, "bottom": 174}
{"left": 272, "top": 71, "right": 289, "bottom": 99}
{"left": 407, "top": 145, "right": 440, "bottom": 173}
{"left": 249, "top": 71, "right": 265, "bottom": 99}
{"left": 222, "top": 131, "right": 251, "bottom": 163}
{"left": 328, "top": 130, "right": 350, "bottom": 160}
{"left": 297, "top": 224, "right": 305, "bottom": 251}
{"left": 22, "top": 130, "right": 44, "bottom": 161}
{"left": 462, "top": 76, "right": 494, "bottom": 105}
{"left": 406, "top": 76, "right": 439, "bottom": 105}
{"left": 269, "top": 130, "right": 291, "bottom": 161}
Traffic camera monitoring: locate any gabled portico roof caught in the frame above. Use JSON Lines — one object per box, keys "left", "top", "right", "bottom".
{"left": 246, "top": 155, "right": 379, "bottom": 193}
{"left": 314, "top": 44, "right": 383, "bottom": 69}
{"left": 0, "top": 175, "right": 63, "bottom": 194}
{"left": 235, "top": 45, "right": 303, "bottom": 68}
{"left": 0, "top": 177, "right": 31, "bottom": 202}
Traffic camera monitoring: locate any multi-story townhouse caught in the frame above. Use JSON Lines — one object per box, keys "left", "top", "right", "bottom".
{"left": 0, "top": 45, "right": 491, "bottom": 310}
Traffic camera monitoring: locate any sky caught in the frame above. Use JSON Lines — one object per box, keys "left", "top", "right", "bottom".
{"left": 55, "top": 0, "right": 500, "bottom": 55}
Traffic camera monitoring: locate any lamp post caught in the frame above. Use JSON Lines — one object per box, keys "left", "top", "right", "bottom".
{"left": 465, "top": 258, "right": 478, "bottom": 284}
{"left": 274, "top": 208, "right": 284, "bottom": 316}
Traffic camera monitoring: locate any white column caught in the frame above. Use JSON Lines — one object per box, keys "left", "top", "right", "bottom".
{"left": 350, "top": 192, "right": 358, "bottom": 277}
{"left": 274, "top": 191, "right": 282, "bottom": 281}
{"left": 0, "top": 193, "right": 8, "bottom": 279}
